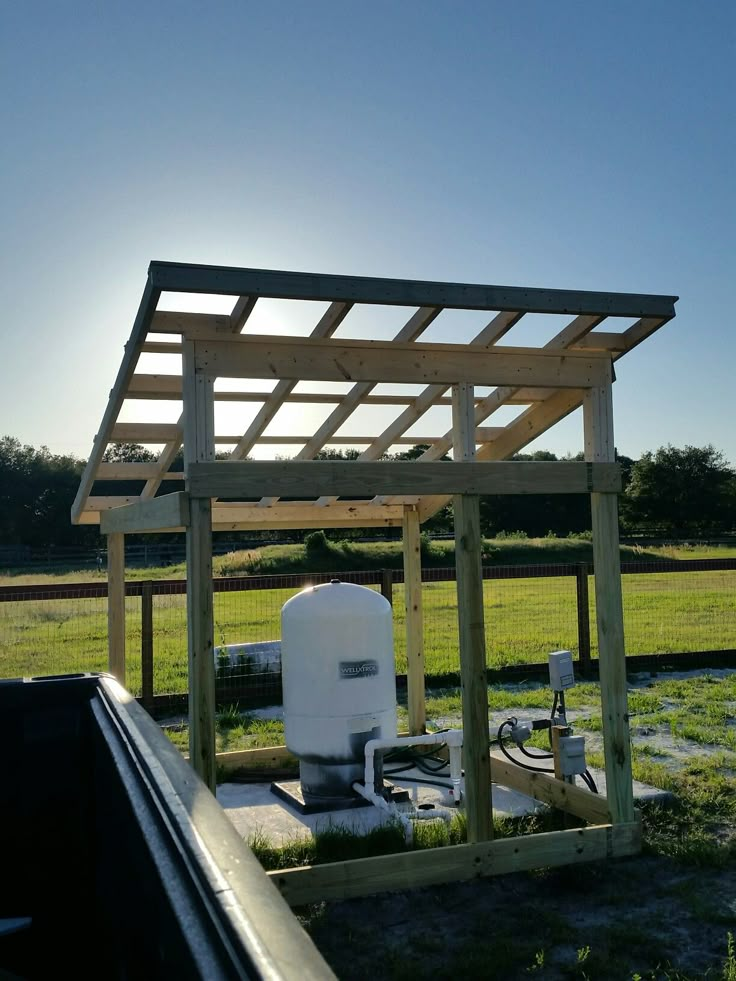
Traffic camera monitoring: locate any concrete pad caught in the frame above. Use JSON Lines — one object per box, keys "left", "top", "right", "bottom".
{"left": 218, "top": 760, "right": 673, "bottom": 845}
{"left": 217, "top": 767, "right": 546, "bottom": 844}
{"left": 586, "top": 768, "right": 676, "bottom": 808}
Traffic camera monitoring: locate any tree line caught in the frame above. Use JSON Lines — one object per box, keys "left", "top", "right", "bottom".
{"left": 1, "top": 435, "right": 734, "bottom": 549}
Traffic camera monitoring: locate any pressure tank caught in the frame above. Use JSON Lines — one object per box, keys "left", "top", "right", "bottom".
{"left": 281, "top": 580, "right": 398, "bottom": 805}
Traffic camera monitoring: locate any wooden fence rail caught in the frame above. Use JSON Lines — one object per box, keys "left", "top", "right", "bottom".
{"left": 2, "top": 559, "right": 735, "bottom": 714}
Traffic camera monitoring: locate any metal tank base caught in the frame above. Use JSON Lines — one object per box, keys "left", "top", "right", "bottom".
{"left": 271, "top": 761, "right": 410, "bottom": 815}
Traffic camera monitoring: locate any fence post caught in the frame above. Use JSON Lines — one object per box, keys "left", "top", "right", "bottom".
{"left": 141, "top": 581, "right": 154, "bottom": 711}
{"left": 380, "top": 568, "right": 393, "bottom": 606}
{"left": 107, "top": 532, "right": 126, "bottom": 684}
{"left": 575, "top": 563, "right": 592, "bottom": 675}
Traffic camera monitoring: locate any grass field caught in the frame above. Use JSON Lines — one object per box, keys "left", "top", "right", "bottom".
{"left": 165, "top": 671, "right": 736, "bottom": 978}
{"left": 1, "top": 568, "right": 734, "bottom": 696}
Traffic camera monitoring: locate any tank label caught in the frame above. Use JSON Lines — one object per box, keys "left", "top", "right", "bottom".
{"left": 339, "top": 659, "right": 379, "bottom": 679}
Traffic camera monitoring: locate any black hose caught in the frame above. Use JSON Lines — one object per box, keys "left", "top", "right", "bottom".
{"left": 384, "top": 743, "right": 450, "bottom": 776}
{"left": 581, "top": 769, "right": 599, "bottom": 794}
{"left": 518, "top": 743, "right": 555, "bottom": 761}
{"left": 497, "top": 720, "right": 555, "bottom": 774}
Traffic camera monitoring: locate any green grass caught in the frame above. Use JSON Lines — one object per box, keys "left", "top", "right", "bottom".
{"left": 292, "top": 671, "right": 736, "bottom": 980}
{"left": 1, "top": 539, "right": 734, "bottom": 694}
{"left": 3, "top": 537, "right": 735, "bottom": 587}
{"left": 164, "top": 712, "right": 286, "bottom": 754}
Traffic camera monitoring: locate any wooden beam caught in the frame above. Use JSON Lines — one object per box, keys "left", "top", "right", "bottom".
{"left": 112, "top": 425, "right": 460, "bottom": 447}
{"left": 229, "top": 294, "right": 258, "bottom": 332}
{"left": 287, "top": 306, "right": 441, "bottom": 459}
{"left": 71, "top": 276, "right": 160, "bottom": 524}
{"left": 125, "top": 381, "right": 564, "bottom": 408}
{"left": 152, "top": 310, "right": 231, "bottom": 334}
{"left": 585, "top": 383, "right": 635, "bottom": 825}
{"left": 453, "top": 383, "right": 492, "bottom": 843}
{"left": 572, "top": 332, "right": 628, "bottom": 352}
{"left": 106, "top": 532, "right": 126, "bottom": 685}
{"left": 86, "top": 496, "right": 141, "bottom": 510}
{"left": 133, "top": 294, "right": 262, "bottom": 501}
{"left": 140, "top": 424, "right": 184, "bottom": 500}
{"left": 187, "top": 460, "right": 620, "bottom": 499}
{"left": 97, "top": 462, "right": 184, "bottom": 480}
{"left": 378, "top": 314, "right": 605, "bottom": 511}
{"left": 124, "top": 375, "right": 581, "bottom": 408}
{"left": 79, "top": 501, "right": 408, "bottom": 531}
{"left": 258, "top": 305, "right": 441, "bottom": 507}
{"left": 227, "top": 433, "right": 503, "bottom": 446}
{"left": 100, "top": 492, "right": 190, "bottom": 535}
{"left": 489, "top": 751, "right": 610, "bottom": 824}
{"left": 142, "top": 340, "right": 182, "bottom": 354}
{"left": 117, "top": 428, "right": 478, "bottom": 447}
{"left": 211, "top": 516, "right": 403, "bottom": 530}
{"left": 228, "top": 301, "right": 353, "bottom": 462}
{"left": 111, "top": 423, "right": 182, "bottom": 443}
{"left": 403, "top": 508, "right": 425, "bottom": 735}
{"left": 417, "top": 388, "right": 587, "bottom": 522}
{"left": 618, "top": 316, "right": 670, "bottom": 355}
{"left": 137, "top": 307, "right": 255, "bottom": 343}
{"left": 216, "top": 746, "right": 298, "bottom": 770}
{"left": 126, "top": 374, "right": 184, "bottom": 398}
{"left": 313, "top": 311, "right": 521, "bottom": 508}
{"left": 149, "top": 261, "right": 678, "bottom": 319}
{"left": 183, "top": 340, "right": 216, "bottom": 793}
{"left": 194, "top": 335, "right": 612, "bottom": 389}
{"left": 269, "top": 821, "right": 641, "bottom": 906}
{"left": 213, "top": 502, "right": 405, "bottom": 529}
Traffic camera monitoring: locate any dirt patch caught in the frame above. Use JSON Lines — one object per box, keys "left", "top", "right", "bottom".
{"left": 302, "top": 856, "right": 736, "bottom": 979}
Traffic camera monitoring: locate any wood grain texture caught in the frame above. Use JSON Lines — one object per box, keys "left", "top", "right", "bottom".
{"left": 585, "top": 384, "right": 635, "bottom": 825}
{"left": 100, "top": 491, "right": 190, "bottom": 534}
{"left": 183, "top": 341, "right": 217, "bottom": 793}
{"left": 453, "top": 383, "right": 492, "bottom": 843}
{"left": 149, "top": 261, "right": 677, "bottom": 318}
{"left": 187, "top": 460, "right": 620, "bottom": 499}
{"left": 403, "top": 508, "right": 425, "bottom": 735}
{"left": 194, "top": 334, "right": 612, "bottom": 389}
{"left": 106, "top": 532, "right": 126, "bottom": 684}
{"left": 489, "top": 751, "right": 610, "bottom": 824}
{"left": 270, "top": 821, "right": 641, "bottom": 905}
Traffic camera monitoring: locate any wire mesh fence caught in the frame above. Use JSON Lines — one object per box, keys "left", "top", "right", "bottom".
{"left": 1, "top": 562, "right": 734, "bottom": 703}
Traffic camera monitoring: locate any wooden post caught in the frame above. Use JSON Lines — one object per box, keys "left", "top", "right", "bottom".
{"left": 551, "top": 724, "right": 571, "bottom": 781}
{"left": 403, "top": 507, "right": 425, "bottom": 735}
{"left": 380, "top": 568, "right": 393, "bottom": 607}
{"left": 106, "top": 532, "right": 126, "bottom": 684}
{"left": 183, "top": 339, "right": 217, "bottom": 792}
{"left": 584, "top": 379, "right": 635, "bottom": 824}
{"left": 141, "top": 580, "right": 154, "bottom": 711}
{"left": 575, "top": 564, "right": 592, "bottom": 675}
{"left": 452, "top": 383, "right": 492, "bottom": 843}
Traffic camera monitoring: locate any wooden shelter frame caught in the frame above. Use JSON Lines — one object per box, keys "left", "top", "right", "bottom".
{"left": 72, "top": 261, "right": 677, "bottom": 898}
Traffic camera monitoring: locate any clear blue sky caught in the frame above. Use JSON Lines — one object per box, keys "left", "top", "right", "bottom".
{"left": 1, "top": 1, "right": 734, "bottom": 463}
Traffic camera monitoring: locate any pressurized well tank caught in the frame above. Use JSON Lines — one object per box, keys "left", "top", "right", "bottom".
{"left": 281, "top": 580, "right": 397, "bottom": 804}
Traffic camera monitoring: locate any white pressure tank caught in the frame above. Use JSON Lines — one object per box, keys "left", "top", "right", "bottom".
{"left": 281, "top": 579, "right": 398, "bottom": 805}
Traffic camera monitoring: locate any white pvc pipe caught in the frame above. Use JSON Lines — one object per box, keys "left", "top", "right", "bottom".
{"left": 352, "top": 782, "right": 414, "bottom": 843}
{"left": 364, "top": 730, "right": 464, "bottom": 804}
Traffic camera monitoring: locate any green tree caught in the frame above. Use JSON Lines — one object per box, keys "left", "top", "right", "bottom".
{"left": 0, "top": 436, "right": 93, "bottom": 547}
{"left": 622, "top": 444, "right": 736, "bottom": 535}
{"left": 102, "top": 442, "right": 156, "bottom": 463}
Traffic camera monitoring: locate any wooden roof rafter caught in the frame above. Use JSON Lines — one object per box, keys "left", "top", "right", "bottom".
{"left": 71, "top": 261, "right": 677, "bottom": 531}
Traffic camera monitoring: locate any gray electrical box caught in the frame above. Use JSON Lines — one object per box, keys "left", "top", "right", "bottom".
{"left": 548, "top": 650, "right": 575, "bottom": 691}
